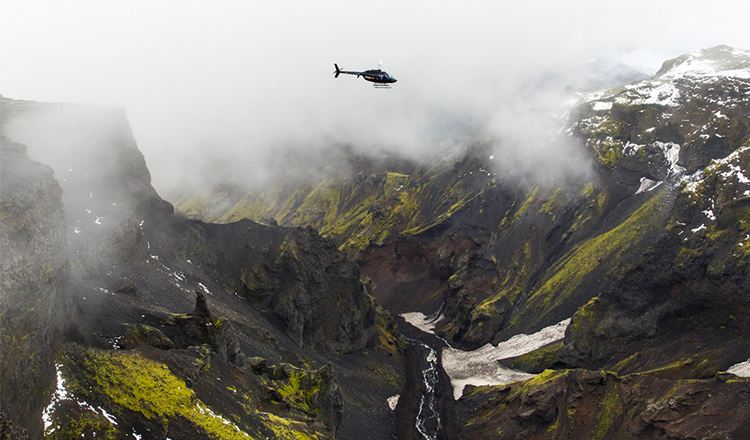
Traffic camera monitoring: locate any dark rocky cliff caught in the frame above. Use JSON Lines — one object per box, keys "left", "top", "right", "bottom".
{"left": 0, "top": 97, "right": 403, "bottom": 439}
{"left": 0, "top": 137, "right": 67, "bottom": 439}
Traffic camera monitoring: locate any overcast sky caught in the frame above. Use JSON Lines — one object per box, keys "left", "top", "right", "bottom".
{"left": 3, "top": 1, "right": 750, "bottom": 194}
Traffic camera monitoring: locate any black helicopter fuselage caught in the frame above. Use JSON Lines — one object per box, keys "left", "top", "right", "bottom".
{"left": 334, "top": 64, "right": 397, "bottom": 84}
{"left": 360, "top": 69, "right": 398, "bottom": 84}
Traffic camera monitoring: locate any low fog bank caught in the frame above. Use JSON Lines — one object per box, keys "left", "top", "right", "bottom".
{"left": 2, "top": 1, "right": 750, "bottom": 197}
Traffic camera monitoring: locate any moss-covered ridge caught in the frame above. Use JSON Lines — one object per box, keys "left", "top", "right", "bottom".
{"left": 560, "top": 140, "right": 750, "bottom": 372}
{"left": 45, "top": 345, "right": 330, "bottom": 440}
{"left": 457, "top": 367, "right": 750, "bottom": 440}
{"left": 513, "top": 189, "right": 670, "bottom": 328}
{"left": 175, "top": 150, "right": 496, "bottom": 255}
{"left": 48, "top": 347, "right": 252, "bottom": 439}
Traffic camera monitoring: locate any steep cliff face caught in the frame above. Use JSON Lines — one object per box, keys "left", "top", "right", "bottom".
{"left": 452, "top": 47, "right": 750, "bottom": 439}
{"left": 0, "top": 136, "right": 67, "bottom": 439}
{"left": 558, "top": 46, "right": 750, "bottom": 371}
{"left": 457, "top": 369, "right": 750, "bottom": 439}
{"left": 0, "top": 97, "right": 402, "bottom": 439}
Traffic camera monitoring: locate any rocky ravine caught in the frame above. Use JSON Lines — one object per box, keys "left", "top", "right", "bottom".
{"left": 176, "top": 46, "right": 750, "bottom": 438}
{"left": 0, "top": 97, "right": 404, "bottom": 439}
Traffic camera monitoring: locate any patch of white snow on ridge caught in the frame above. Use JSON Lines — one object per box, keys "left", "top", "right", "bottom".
{"left": 691, "top": 224, "right": 707, "bottom": 233}
{"left": 42, "top": 363, "right": 119, "bottom": 434}
{"left": 703, "top": 209, "right": 716, "bottom": 221}
{"left": 99, "top": 407, "right": 118, "bottom": 425}
{"left": 486, "top": 319, "right": 571, "bottom": 362}
{"left": 401, "top": 312, "right": 444, "bottom": 334}
{"left": 198, "top": 282, "right": 212, "bottom": 295}
{"left": 592, "top": 101, "right": 613, "bottom": 111}
{"left": 441, "top": 319, "right": 570, "bottom": 399}
{"left": 728, "top": 359, "right": 750, "bottom": 377}
{"left": 195, "top": 403, "right": 249, "bottom": 437}
{"left": 659, "top": 47, "right": 750, "bottom": 80}
{"left": 653, "top": 141, "right": 684, "bottom": 176}
{"left": 387, "top": 394, "right": 400, "bottom": 411}
{"left": 42, "top": 364, "right": 70, "bottom": 432}
{"left": 638, "top": 82, "right": 681, "bottom": 106}
{"left": 584, "top": 88, "right": 619, "bottom": 102}
{"left": 636, "top": 178, "right": 658, "bottom": 194}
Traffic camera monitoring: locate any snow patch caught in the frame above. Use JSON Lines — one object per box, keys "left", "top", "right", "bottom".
{"left": 592, "top": 101, "right": 613, "bottom": 111}
{"left": 728, "top": 359, "right": 750, "bottom": 377}
{"left": 401, "top": 312, "right": 443, "bottom": 335}
{"left": 635, "top": 177, "right": 658, "bottom": 194}
{"left": 194, "top": 403, "right": 249, "bottom": 437}
{"left": 42, "top": 363, "right": 119, "bottom": 434}
{"left": 680, "top": 169, "right": 705, "bottom": 194}
{"left": 623, "top": 81, "right": 681, "bottom": 106}
{"left": 387, "top": 394, "right": 400, "bottom": 411}
{"left": 441, "top": 319, "right": 570, "bottom": 399}
{"left": 99, "top": 407, "right": 118, "bottom": 425}
{"left": 653, "top": 141, "right": 684, "bottom": 176}
{"left": 486, "top": 319, "right": 570, "bottom": 362}
{"left": 721, "top": 163, "right": 750, "bottom": 184}
{"left": 109, "top": 335, "right": 124, "bottom": 350}
{"left": 702, "top": 209, "right": 716, "bottom": 221}
{"left": 659, "top": 47, "right": 750, "bottom": 80}
{"left": 198, "top": 282, "right": 212, "bottom": 295}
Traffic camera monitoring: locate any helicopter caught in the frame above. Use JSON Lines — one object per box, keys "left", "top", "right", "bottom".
{"left": 334, "top": 61, "right": 397, "bottom": 88}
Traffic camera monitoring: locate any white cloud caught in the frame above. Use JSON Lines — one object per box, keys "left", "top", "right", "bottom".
{"left": 2, "top": 0, "right": 749, "bottom": 194}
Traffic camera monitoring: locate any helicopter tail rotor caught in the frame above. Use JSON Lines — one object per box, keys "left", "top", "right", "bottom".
{"left": 334, "top": 64, "right": 341, "bottom": 78}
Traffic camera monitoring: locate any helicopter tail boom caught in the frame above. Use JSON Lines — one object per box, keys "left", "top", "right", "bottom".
{"left": 333, "top": 64, "right": 361, "bottom": 78}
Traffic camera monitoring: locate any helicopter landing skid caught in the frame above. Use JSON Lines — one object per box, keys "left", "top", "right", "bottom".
{"left": 373, "top": 84, "right": 392, "bottom": 89}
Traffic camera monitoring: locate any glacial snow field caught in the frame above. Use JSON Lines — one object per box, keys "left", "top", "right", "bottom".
{"left": 728, "top": 359, "right": 750, "bottom": 377}
{"left": 402, "top": 312, "right": 570, "bottom": 399}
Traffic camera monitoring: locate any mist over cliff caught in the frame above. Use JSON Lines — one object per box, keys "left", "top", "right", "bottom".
{"left": 3, "top": 1, "right": 750, "bottom": 197}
